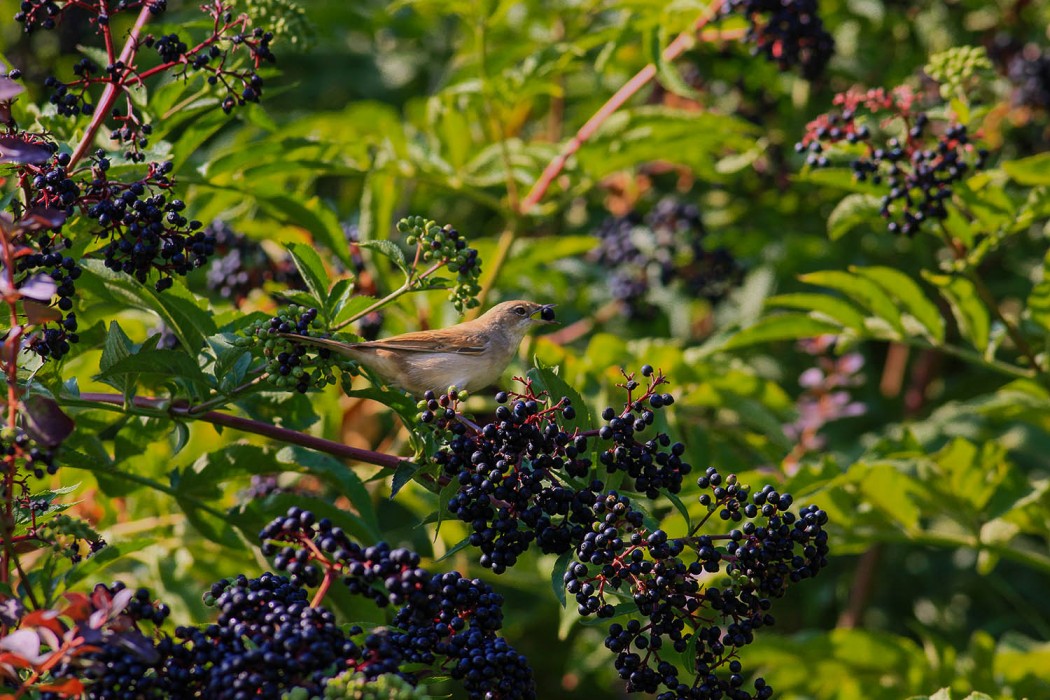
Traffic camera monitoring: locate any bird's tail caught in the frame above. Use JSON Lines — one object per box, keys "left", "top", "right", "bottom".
{"left": 277, "top": 333, "right": 359, "bottom": 358}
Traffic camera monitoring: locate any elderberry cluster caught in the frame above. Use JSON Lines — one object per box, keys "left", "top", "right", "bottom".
{"left": 140, "top": 23, "right": 275, "bottom": 116}
{"left": 725, "top": 0, "right": 836, "bottom": 80}
{"left": 562, "top": 466, "right": 828, "bottom": 700}
{"left": 797, "top": 87, "right": 988, "bottom": 235}
{"left": 427, "top": 370, "right": 690, "bottom": 572}
{"left": 592, "top": 198, "right": 742, "bottom": 319}
{"left": 398, "top": 216, "right": 482, "bottom": 311}
{"left": 81, "top": 164, "right": 216, "bottom": 290}
{"left": 1006, "top": 43, "right": 1050, "bottom": 111}
{"left": 14, "top": 228, "right": 81, "bottom": 360}
{"left": 15, "top": 0, "right": 167, "bottom": 31}
{"left": 203, "top": 220, "right": 302, "bottom": 303}
{"left": 24, "top": 151, "right": 79, "bottom": 212}
{"left": 2, "top": 429, "right": 58, "bottom": 479}
{"left": 166, "top": 572, "right": 360, "bottom": 698}
{"left": 237, "top": 305, "right": 357, "bottom": 392}
{"left": 259, "top": 507, "right": 537, "bottom": 699}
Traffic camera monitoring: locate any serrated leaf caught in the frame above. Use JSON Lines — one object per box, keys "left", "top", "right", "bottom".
{"left": 851, "top": 266, "right": 945, "bottom": 342}
{"left": 79, "top": 261, "right": 216, "bottom": 352}
{"left": 277, "top": 447, "right": 380, "bottom": 538}
{"left": 358, "top": 239, "right": 409, "bottom": 276}
{"left": 390, "top": 461, "right": 421, "bottom": 497}
{"left": 256, "top": 194, "right": 351, "bottom": 268}
{"left": 99, "top": 322, "right": 135, "bottom": 399}
{"left": 170, "top": 421, "right": 190, "bottom": 456}
{"left": 722, "top": 314, "right": 844, "bottom": 350}
{"left": 324, "top": 278, "right": 355, "bottom": 323}
{"left": 1027, "top": 250, "right": 1050, "bottom": 333}
{"left": 922, "top": 273, "right": 990, "bottom": 351}
{"left": 765, "top": 293, "right": 867, "bottom": 331}
{"left": 827, "top": 193, "right": 882, "bottom": 240}
{"left": 207, "top": 333, "right": 252, "bottom": 391}
{"left": 527, "top": 361, "right": 593, "bottom": 435}
{"left": 800, "top": 270, "right": 904, "bottom": 337}
{"left": 334, "top": 295, "right": 379, "bottom": 326}
{"left": 665, "top": 491, "right": 692, "bottom": 533}
{"left": 95, "top": 349, "right": 210, "bottom": 391}
{"left": 649, "top": 26, "right": 700, "bottom": 102}
{"left": 286, "top": 242, "right": 330, "bottom": 311}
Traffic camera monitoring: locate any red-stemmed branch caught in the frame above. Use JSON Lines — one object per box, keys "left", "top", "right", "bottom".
{"left": 69, "top": 3, "right": 155, "bottom": 167}
{"left": 74, "top": 392, "right": 406, "bottom": 470}
{"left": 517, "top": 0, "right": 726, "bottom": 214}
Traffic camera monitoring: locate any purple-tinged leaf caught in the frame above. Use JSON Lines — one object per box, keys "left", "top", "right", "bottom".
{"left": 22, "top": 395, "right": 75, "bottom": 448}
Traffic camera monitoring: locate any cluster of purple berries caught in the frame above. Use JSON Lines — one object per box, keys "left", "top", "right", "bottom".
{"left": 798, "top": 86, "right": 988, "bottom": 235}
{"left": 593, "top": 198, "right": 742, "bottom": 319}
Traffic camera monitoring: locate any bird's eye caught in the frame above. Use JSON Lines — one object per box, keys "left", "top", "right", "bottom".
{"left": 513, "top": 305, "right": 527, "bottom": 316}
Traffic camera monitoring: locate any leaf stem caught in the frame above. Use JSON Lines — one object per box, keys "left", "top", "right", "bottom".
{"left": 333, "top": 260, "right": 444, "bottom": 331}
{"left": 964, "top": 268, "right": 1045, "bottom": 374}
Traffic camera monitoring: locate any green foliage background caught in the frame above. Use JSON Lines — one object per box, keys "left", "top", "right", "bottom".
{"left": 2, "top": 0, "right": 1050, "bottom": 698}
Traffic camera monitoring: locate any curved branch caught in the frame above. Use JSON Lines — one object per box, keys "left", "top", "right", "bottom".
{"left": 70, "top": 392, "right": 407, "bottom": 470}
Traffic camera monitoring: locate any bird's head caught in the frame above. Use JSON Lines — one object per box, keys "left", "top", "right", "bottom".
{"left": 481, "top": 300, "right": 557, "bottom": 340}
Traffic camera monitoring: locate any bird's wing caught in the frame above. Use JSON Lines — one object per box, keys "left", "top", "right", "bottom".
{"left": 354, "top": 327, "right": 488, "bottom": 355}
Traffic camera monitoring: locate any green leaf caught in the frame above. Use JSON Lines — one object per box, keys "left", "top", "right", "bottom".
{"left": 800, "top": 270, "right": 904, "bottom": 337}
{"left": 827, "top": 194, "right": 882, "bottom": 240}
{"left": 207, "top": 333, "right": 253, "bottom": 392}
{"left": 334, "top": 295, "right": 379, "bottom": 326}
{"left": 765, "top": 293, "right": 867, "bottom": 331}
{"left": 648, "top": 26, "right": 700, "bottom": 102}
{"left": 324, "top": 279, "right": 355, "bottom": 324}
{"left": 551, "top": 551, "right": 572, "bottom": 607}
{"left": 722, "top": 314, "right": 844, "bottom": 350}
{"left": 358, "top": 239, "right": 409, "bottom": 277}
{"left": 527, "top": 360, "right": 593, "bottom": 435}
{"left": 1002, "top": 152, "right": 1050, "bottom": 185}
{"left": 664, "top": 491, "right": 692, "bottom": 533}
{"left": 99, "top": 322, "right": 135, "bottom": 399}
{"left": 850, "top": 266, "right": 945, "bottom": 342}
{"left": 95, "top": 349, "right": 210, "bottom": 391}
{"left": 286, "top": 242, "right": 331, "bottom": 311}
{"left": 922, "top": 273, "right": 991, "bottom": 351}
{"left": 390, "top": 461, "right": 421, "bottom": 497}
{"left": 1027, "top": 250, "right": 1050, "bottom": 333}
{"left": 256, "top": 194, "right": 351, "bottom": 269}
{"left": 276, "top": 447, "right": 380, "bottom": 539}
{"left": 79, "top": 261, "right": 216, "bottom": 352}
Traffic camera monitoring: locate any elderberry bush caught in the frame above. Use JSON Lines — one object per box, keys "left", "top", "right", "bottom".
{"left": 203, "top": 220, "right": 302, "bottom": 303}
{"left": 423, "top": 368, "right": 829, "bottom": 698}
{"left": 423, "top": 370, "right": 685, "bottom": 572}
{"left": 724, "top": 0, "right": 835, "bottom": 79}
{"left": 33, "top": 510, "right": 535, "bottom": 699}
{"left": 592, "top": 198, "right": 742, "bottom": 319}
{"left": 259, "top": 507, "right": 536, "bottom": 699}
{"left": 797, "top": 86, "right": 988, "bottom": 235}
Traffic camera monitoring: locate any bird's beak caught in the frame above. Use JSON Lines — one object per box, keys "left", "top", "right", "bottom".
{"left": 532, "top": 304, "right": 558, "bottom": 324}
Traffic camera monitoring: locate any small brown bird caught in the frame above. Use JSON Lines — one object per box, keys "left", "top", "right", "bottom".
{"left": 281, "top": 300, "right": 556, "bottom": 394}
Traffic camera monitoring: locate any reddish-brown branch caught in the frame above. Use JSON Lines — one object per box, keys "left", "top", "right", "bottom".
{"left": 69, "top": 3, "right": 155, "bottom": 167}
{"left": 75, "top": 393, "right": 406, "bottom": 470}
{"left": 517, "top": 1, "right": 726, "bottom": 214}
